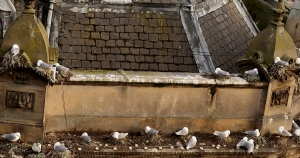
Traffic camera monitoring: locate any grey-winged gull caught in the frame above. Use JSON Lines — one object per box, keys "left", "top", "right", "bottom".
{"left": 246, "top": 139, "right": 254, "bottom": 153}
{"left": 37, "top": 60, "right": 53, "bottom": 68}
{"left": 292, "top": 120, "right": 300, "bottom": 130}
{"left": 81, "top": 132, "right": 92, "bottom": 143}
{"left": 55, "top": 63, "right": 70, "bottom": 72}
{"left": 278, "top": 126, "right": 292, "bottom": 136}
{"left": 176, "top": 127, "right": 189, "bottom": 136}
{"left": 32, "top": 143, "right": 41, "bottom": 153}
{"left": 215, "top": 67, "right": 230, "bottom": 76}
{"left": 54, "top": 142, "right": 68, "bottom": 152}
{"left": 186, "top": 136, "right": 197, "bottom": 150}
{"left": 236, "top": 137, "right": 248, "bottom": 149}
{"left": 10, "top": 44, "right": 20, "bottom": 56}
{"left": 245, "top": 68, "right": 258, "bottom": 76}
{"left": 2, "top": 132, "right": 21, "bottom": 142}
{"left": 274, "top": 57, "right": 289, "bottom": 66}
{"left": 213, "top": 130, "right": 230, "bottom": 139}
{"left": 145, "top": 126, "right": 159, "bottom": 135}
{"left": 112, "top": 132, "right": 128, "bottom": 139}
{"left": 244, "top": 129, "right": 260, "bottom": 137}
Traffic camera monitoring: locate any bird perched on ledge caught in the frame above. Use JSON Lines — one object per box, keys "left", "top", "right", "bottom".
{"left": 55, "top": 63, "right": 70, "bottom": 72}
{"left": 274, "top": 57, "right": 289, "bottom": 66}
{"left": 145, "top": 126, "right": 159, "bottom": 135}
{"left": 176, "top": 127, "right": 189, "bottom": 136}
{"left": 278, "top": 126, "right": 292, "bottom": 137}
{"left": 81, "top": 132, "right": 92, "bottom": 143}
{"left": 244, "top": 129, "right": 260, "bottom": 137}
{"left": 54, "top": 142, "right": 68, "bottom": 152}
{"left": 37, "top": 60, "right": 53, "bottom": 68}
{"left": 32, "top": 143, "right": 41, "bottom": 153}
{"left": 112, "top": 132, "right": 128, "bottom": 139}
{"left": 215, "top": 67, "right": 230, "bottom": 76}
{"left": 245, "top": 68, "right": 258, "bottom": 76}
{"left": 2, "top": 132, "right": 21, "bottom": 142}
{"left": 10, "top": 44, "right": 20, "bottom": 56}
{"left": 186, "top": 136, "right": 197, "bottom": 150}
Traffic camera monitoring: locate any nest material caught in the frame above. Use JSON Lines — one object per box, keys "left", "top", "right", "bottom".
{"left": 268, "top": 64, "right": 299, "bottom": 82}
{"left": 243, "top": 74, "right": 261, "bottom": 82}
{"left": 0, "top": 51, "right": 33, "bottom": 73}
{"left": 55, "top": 70, "right": 73, "bottom": 83}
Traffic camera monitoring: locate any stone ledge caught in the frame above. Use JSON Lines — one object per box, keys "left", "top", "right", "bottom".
{"left": 67, "top": 70, "right": 265, "bottom": 87}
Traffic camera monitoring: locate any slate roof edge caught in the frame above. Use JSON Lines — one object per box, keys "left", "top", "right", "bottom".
{"left": 66, "top": 70, "right": 265, "bottom": 87}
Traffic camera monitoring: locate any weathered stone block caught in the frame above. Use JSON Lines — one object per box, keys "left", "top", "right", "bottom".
{"left": 111, "top": 62, "right": 120, "bottom": 69}
{"left": 144, "top": 26, "right": 153, "bottom": 33}
{"left": 159, "top": 34, "right": 168, "bottom": 41}
{"left": 74, "top": 24, "right": 84, "bottom": 31}
{"left": 86, "top": 39, "right": 95, "bottom": 46}
{"left": 121, "top": 48, "right": 130, "bottom": 54}
{"left": 164, "top": 56, "right": 173, "bottom": 63}
{"left": 159, "top": 63, "right": 168, "bottom": 71}
{"left": 111, "top": 48, "right": 121, "bottom": 54}
{"left": 105, "top": 26, "right": 115, "bottom": 32}
{"left": 91, "top": 32, "right": 100, "bottom": 39}
{"left": 71, "top": 31, "right": 81, "bottom": 38}
{"left": 135, "top": 56, "right": 144, "bottom": 62}
{"left": 82, "top": 46, "right": 91, "bottom": 53}
{"left": 126, "top": 55, "right": 135, "bottom": 62}
{"left": 106, "top": 40, "right": 116, "bottom": 47}
{"left": 99, "top": 19, "right": 109, "bottom": 25}
{"left": 81, "top": 31, "right": 90, "bottom": 38}
{"left": 139, "top": 33, "right": 148, "bottom": 41}
{"left": 85, "top": 12, "right": 94, "bottom": 18}
{"left": 178, "top": 65, "right": 187, "bottom": 71}
{"left": 72, "top": 60, "right": 81, "bottom": 67}
{"left": 116, "top": 26, "right": 124, "bottom": 33}
{"left": 149, "top": 63, "right": 158, "bottom": 70}
{"left": 163, "top": 27, "right": 172, "bottom": 34}
{"left": 92, "top": 61, "right": 101, "bottom": 68}
{"left": 87, "top": 54, "right": 96, "bottom": 60}
{"left": 139, "top": 19, "right": 148, "bottom": 26}
{"left": 72, "top": 46, "right": 81, "bottom": 53}
{"left": 184, "top": 57, "right": 194, "bottom": 64}
{"left": 105, "top": 13, "right": 114, "bottom": 18}
{"left": 134, "top": 26, "right": 143, "bottom": 33}
{"left": 75, "top": 13, "right": 85, "bottom": 19}
{"left": 75, "top": 39, "right": 86, "bottom": 46}
{"left": 140, "top": 48, "right": 149, "bottom": 55}
{"left": 167, "top": 19, "right": 177, "bottom": 26}
{"left": 129, "top": 33, "right": 139, "bottom": 40}
{"left": 188, "top": 65, "right": 198, "bottom": 72}
{"left": 82, "top": 61, "right": 91, "bottom": 68}
{"left": 110, "top": 18, "right": 120, "bottom": 26}
{"left": 62, "top": 45, "right": 71, "bottom": 53}
{"left": 116, "top": 55, "right": 125, "bottom": 61}
{"left": 168, "top": 64, "right": 177, "bottom": 71}
{"left": 125, "top": 26, "right": 134, "bottom": 33}
{"left": 96, "top": 26, "right": 104, "bottom": 32}
{"left": 107, "top": 55, "right": 116, "bottom": 61}
{"left": 96, "top": 40, "right": 105, "bottom": 47}
{"left": 64, "top": 23, "right": 74, "bottom": 30}
{"left": 101, "top": 61, "right": 111, "bottom": 68}
{"left": 154, "top": 56, "right": 164, "bottom": 63}
{"left": 174, "top": 56, "right": 183, "bottom": 64}
{"left": 163, "top": 42, "right": 172, "bottom": 48}
{"left": 140, "top": 63, "right": 149, "bottom": 70}
{"left": 77, "top": 53, "right": 86, "bottom": 60}
{"left": 116, "top": 40, "right": 124, "bottom": 47}
{"left": 153, "top": 27, "right": 163, "bottom": 34}
{"left": 102, "top": 48, "right": 110, "bottom": 54}
{"left": 84, "top": 25, "right": 94, "bottom": 31}
{"left": 95, "top": 12, "right": 104, "bottom": 18}
{"left": 97, "top": 55, "right": 106, "bottom": 60}
{"left": 58, "top": 37, "right": 66, "bottom": 45}
{"left": 130, "top": 48, "right": 139, "bottom": 55}
{"left": 91, "top": 47, "right": 101, "bottom": 54}
{"left": 150, "top": 49, "right": 158, "bottom": 55}
{"left": 121, "top": 62, "right": 130, "bottom": 69}
{"left": 80, "top": 18, "right": 89, "bottom": 24}
{"left": 149, "top": 34, "right": 158, "bottom": 42}
{"left": 101, "top": 32, "right": 110, "bottom": 40}
{"left": 120, "top": 18, "right": 129, "bottom": 25}
{"left": 158, "top": 19, "right": 167, "bottom": 26}
{"left": 129, "top": 18, "right": 139, "bottom": 25}
{"left": 131, "top": 63, "right": 139, "bottom": 70}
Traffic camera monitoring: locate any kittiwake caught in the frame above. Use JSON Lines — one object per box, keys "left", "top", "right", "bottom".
{"left": 81, "top": 132, "right": 92, "bottom": 143}
{"left": 176, "top": 127, "right": 189, "bottom": 136}
{"left": 2, "top": 132, "right": 21, "bottom": 142}
{"left": 236, "top": 137, "right": 248, "bottom": 148}
{"left": 215, "top": 67, "right": 230, "bottom": 76}
{"left": 292, "top": 120, "right": 300, "bottom": 130}
{"left": 278, "top": 126, "right": 292, "bottom": 136}
{"left": 274, "top": 57, "right": 289, "bottom": 66}
{"left": 55, "top": 63, "right": 70, "bottom": 72}
{"left": 54, "top": 142, "right": 68, "bottom": 152}
{"left": 37, "top": 60, "right": 53, "bottom": 68}
{"left": 145, "top": 126, "right": 159, "bottom": 135}
{"left": 186, "top": 136, "right": 197, "bottom": 150}
{"left": 213, "top": 130, "right": 230, "bottom": 139}
{"left": 245, "top": 68, "right": 258, "bottom": 76}
{"left": 32, "top": 143, "right": 42, "bottom": 153}
{"left": 10, "top": 44, "right": 20, "bottom": 56}
{"left": 246, "top": 139, "right": 254, "bottom": 153}
{"left": 244, "top": 129, "right": 260, "bottom": 137}
{"left": 112, "top": 132, "right": 128, "bottom": 139}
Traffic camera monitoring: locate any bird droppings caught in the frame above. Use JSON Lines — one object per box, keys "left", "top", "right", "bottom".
{"left": 144, "top": 147, "right": 148, "bottom": 150}
{"left": 223, "top": 145, "right": 226, "bottom": 147}
{"left": 212, "top": 144, "right": 215, "bottom": 148}
{"left": 95, "top": 147, "right": 99, "bottom": 150}
{"left": 113, "top": 147, "right": 117, "bottom": 150}
{"left": 105, "top": 144, "right": 108, "bottom": 147}
{"left": 158, "top": 147, "right": 163, "bottom": 150}
{"left": 135, "top": 144, "right": 139, "bottom": 147}
{"left": 255, "top": 146, "right": 259, "bottom": 149}
{"left": 170, "top": 146, "right": 174, "bottom": 149}
{"left": 78, "top": 147, "right": 82, "bottom": 151}
{"left": 129, "top": 147, "right": 132, "bottom": 150}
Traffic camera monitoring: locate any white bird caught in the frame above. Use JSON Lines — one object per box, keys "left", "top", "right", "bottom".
{"left": 2, "top": 132, "right": 21, "bottom": 142}
{"left": 213, "top": 130, "right": 230, "bottom": 139}
{"left": 112, "top": 132, "right": 128, "bottom": 139}
{"left": 296, "top": 58, "right": 300, "bottom": 65}
{"left": 294, "top": 129, "right": 300, "bottom": 136}
{"left": 37, "top": 60, "right": 53, "bottom": 68}
{"left": 245, "top": 68, "right": 258, "bottom": 76}
{"left": 54, "top": 142, "right": 68, "bottom": 152}
{"left": 292, "top": 120, "right": 300, "bottom": 130}
{"left": 10, "top": 44, "right": 20, "bottom": 56}
{"left": 244, "top": 129, "right": 260, "bottom": 137}
{"left": 81, "top": 132, "right": 91, "bottom": 143}
{"left": 246, "top": 139, "right": 254, "bottom": 153}
{"left": 186, "top": 136, "right": 197, "bottom": 150}
{"left": 145, "top": 126, "right": 159, "bottom": 135}
{"left": 32, "top": 143, "right": 42, "bottom": 153}
{"left": 55, "top": 63, "right": 70, "bottom": 72}
{"left": 278, "top": 126, "right": 292, "bottom": 136}
{"left": 274, "top": 57, "right": 289, "bottom": 66}
{"left": 215, "top": 67, "right": 230, "bottom": 76}
{"left": 236, "top": 137, "right": 248, "bottom": 148}
{"left": 176, "top": 127, "right": 189, "bottom": 136}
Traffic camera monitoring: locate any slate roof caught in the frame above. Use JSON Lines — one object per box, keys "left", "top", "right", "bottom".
{"left": 57, "top": 6, "right": 199, "bottom": 72}
{"left": 198, "top": 1, "right": 255, "bottom": 72}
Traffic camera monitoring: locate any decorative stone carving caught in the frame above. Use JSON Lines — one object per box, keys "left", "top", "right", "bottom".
{"left": 10, "top": 71, "right": 33, "bottom": 84}
{"left": 5, "top": 91, "right": 34, "bottom": 110}
{"left": 271, "top": 87, "right": 290, "bottom": 106}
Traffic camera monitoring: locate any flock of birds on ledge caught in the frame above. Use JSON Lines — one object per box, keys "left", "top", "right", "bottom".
{"left": 1, "top": 120, "right": 300, "bottom": 155}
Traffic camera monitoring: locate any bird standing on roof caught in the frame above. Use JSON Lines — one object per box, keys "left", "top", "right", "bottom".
{"left": 274, "top": 57, "right": 289, "bottom": 66}
{"left": 245, "top": 68, "right": 258, "bottom": 76}
{"left": 54, "top": 142, "right": 68, "bottom": 152}
{"left": 55, "top": 63, "right": 70, "bottom": 72}
{"left": 244, "top": 129, "right": 260, "bottom": 137}
{"left": 213, "top": 130, "right": 230, "bottom": 139}
{"left": 186, "top": 136, "right": 197, "bottom": 150}
{"left": 215, "top": 67, "right": 230, "bottom": 76}
{"left": 10, "top": 44, "right": 20, "bottom": 56}
{"left": 32, "top": 143, "right": 42, "bottom": 153}
{"left": 2, "top": 132, "right": 21, "bottom": 142}
{"left": 81, "top": 132, "right": 92, "bottom": 143}
{"left": 278, "top": 126, "right": 292, "bottom": 136}
{"left": 37, "top": 60, "right": 53, "bottom": 68}
{"left": 246, "top": 139, "right": 254, "bottom": 154}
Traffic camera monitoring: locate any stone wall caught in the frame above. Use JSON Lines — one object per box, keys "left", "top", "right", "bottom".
{"left": 44, "top": 71, "right": 263, "bottom": 134}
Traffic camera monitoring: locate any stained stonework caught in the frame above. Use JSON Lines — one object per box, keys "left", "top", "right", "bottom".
{"left": 5, "top": 91, "right": 34, "bottom": 110}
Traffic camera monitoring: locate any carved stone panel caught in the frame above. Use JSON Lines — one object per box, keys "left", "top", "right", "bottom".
{"left": 5, "top": 91, "right": 34, "bottom": 110}
{"left": 271, "top": 87, "right": 290, "bottom": 106}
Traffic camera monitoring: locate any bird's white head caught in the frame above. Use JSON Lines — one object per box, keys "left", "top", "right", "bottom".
{"left": 191, "top": 136, "right": 196, "bottom": 140}
{"left": 82, "top": 132, "right": 88, "bottom": 136}
{"left": 16, "top": 132, "right": 21, "bottom": 137}
{"left": 37, "top": 60, "right": 43, "bottom": 66}
{"left": 55, "top": 63, "right": 60, "bottom": 66}
{"left": 54, "top": 142, "right": 61, "bottom": 147}
{"left": 254, "top": 68, "right": 258, "bottom": 72}
{"left": 248, "top": 139, "right": 254, "bottom": 144}
{"left": 225, "top": 130, "right": 230, "bottom": 135}
{"left": 279, "top": 126, "right": 285, "bottom": 132}
{"left": 11, "top": 44, "right": 20, "bottom": 55}
{"left": 112, "top": 132, "right": 119, "bottom": 138}
{"left": 242, "top": 137, "right": 248, "bottom": 141}
{"left": 145, "top": 126, "right": 151, "bottom": 133}
{"left": 275, "top": 57, "right": 280, "bottom": 62}
{"left": 183, "top": 127, "right": 188, "bottom": 131}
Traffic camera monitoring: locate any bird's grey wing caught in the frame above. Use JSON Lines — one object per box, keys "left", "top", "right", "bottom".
{"left": 236, "top": 139, "right": 247, "bottom": 147}
{"left": 186, "top": 138, "right": 196, "bottom": 149}
{"left": 82, "top": 136, "right": 91, "bottom": 142}
{"left": 282, "top": 130, "right": 292, "bottom": 136}
{"left": 148, "top": 129, "right": 159, "bottom": 135}
{"left": 246, "top": 143, "right": 254, "bottom": 153}
{"left": 3, "top": 134, "right": 17, "bottom": 141}
{"left": 244, "top": 131, "right": 255, "bottom": 136}
{"left": 292, "top": 122, "right": 300, "bottom": 130}
{"left": 217, "top": 132, "right": 227, "bottom": 138}
{"left": 56, "top": 65, "right": 69, "bottom": 72}
{"left": 55, "top": 145, "right": 68, "bottom": 151}
{"left": 118, "top": 133, "right": 128, "bottom": 139}
{"left": 176, "top": 129, "right": 187, "bottom": 135}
